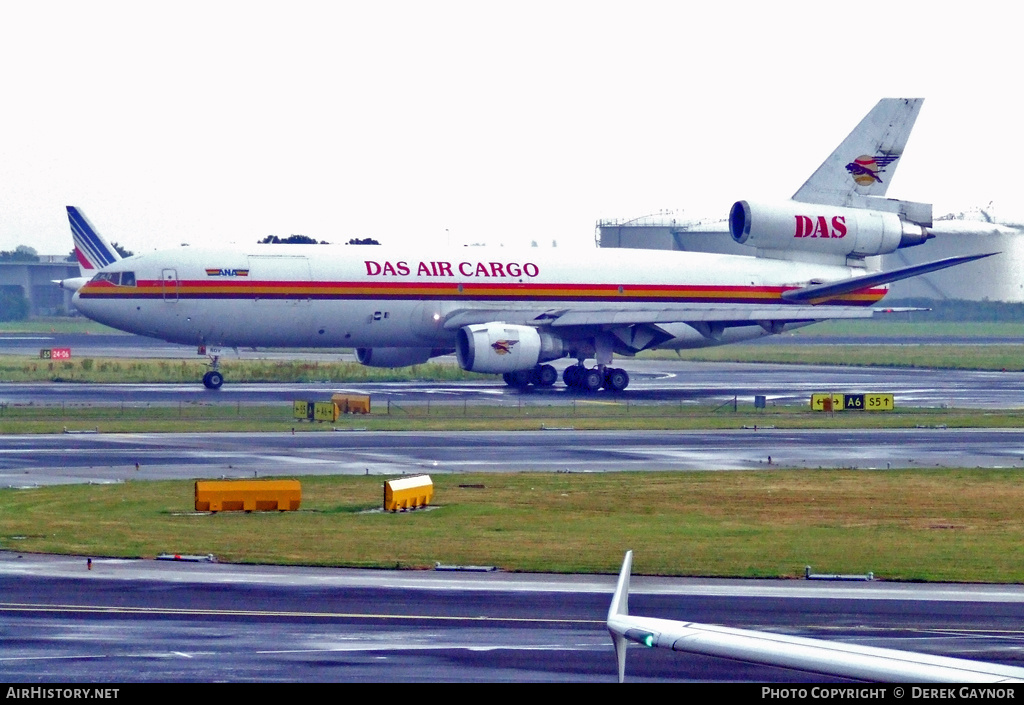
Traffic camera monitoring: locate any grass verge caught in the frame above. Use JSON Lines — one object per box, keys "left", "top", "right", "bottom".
{"left": 2, "top": 404, "right": 1023, "bottom": 434}
{"left": 3, "top": 470, "right": 1024, "bottom": 582}
{"left": 661, "top": 344, "right": 1024, "bottom": 370}
{"left": 0, "top": 356, "right": 487, "bottom": 384}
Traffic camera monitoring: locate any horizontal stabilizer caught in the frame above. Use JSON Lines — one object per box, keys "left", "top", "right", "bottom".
{"left": 781, "top": 253, "right": 998, "bottom": 303}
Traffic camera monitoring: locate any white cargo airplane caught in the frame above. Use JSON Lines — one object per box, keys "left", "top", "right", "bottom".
{"left": 67, "top": 98, "right": 992, "bottom": 390}
{"left": 608, "top": 551, "right": 1024, "bottom": 683}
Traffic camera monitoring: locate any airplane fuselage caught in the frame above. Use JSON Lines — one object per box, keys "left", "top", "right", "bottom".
{"left": 73, "top": 244, "right": 883, "bottom": 350}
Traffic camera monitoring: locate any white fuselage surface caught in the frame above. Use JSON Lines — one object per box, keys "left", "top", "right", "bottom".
{"left": 73, "top": 244, "right": 881, "bottom": 351}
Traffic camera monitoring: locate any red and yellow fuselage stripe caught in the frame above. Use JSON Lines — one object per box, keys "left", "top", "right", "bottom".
{"left": 78, "top": 278, "right": 887, "bottom": 306}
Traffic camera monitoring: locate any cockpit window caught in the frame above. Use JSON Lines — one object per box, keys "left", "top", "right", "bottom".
{"left": 90, "top": 271, "right": 136, "bottom": 286}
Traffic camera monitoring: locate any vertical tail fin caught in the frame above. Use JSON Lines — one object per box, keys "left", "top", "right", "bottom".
{"left": 66, "top": 206, "right": 120, "bottom": 277}
{"left": 793, "top": 98, "right": 923, "bottom": 206}
{"left": 608, "top": 550, "right": 633, "bottom": 683}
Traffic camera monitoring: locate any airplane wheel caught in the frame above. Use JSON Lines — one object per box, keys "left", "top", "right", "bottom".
{"left": 512, "top": 369, "right": 533, "bottom": 387}
{"left": 563, "top": 364, "right": 584, "bottom": 388}
{"left": 203, "top": 371, "right": 224, "bottom": 390}
{"left": 581, "top": 368, "right": 603, "bottom": 392}
{"left": 605, "top": 368, "right": 629, "bottom": 392}
{"left": 563, "top": 366, "right": 577, "bottom": 387}
{"left": 504, "top": 369, "right": 532, "bottom": 388}
{"left": 535, "top": 364, "right": 558, "bottom": 387}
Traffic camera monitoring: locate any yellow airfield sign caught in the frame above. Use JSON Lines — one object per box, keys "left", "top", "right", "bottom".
{"left": 810, "top": 393, "right": 845, "bottom": 411}
{"left": 811, "top": 393, "right": 894, "bottom": 412}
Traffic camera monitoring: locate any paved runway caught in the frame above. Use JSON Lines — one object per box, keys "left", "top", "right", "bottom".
{"left": 3, "top": 361, "right": 1024, "bottom": 410}
{"left": 4, "top": 332, "right": 1024, "bottom": 409}
{"left": 6, "top": 428, "right": 1024, "bottom": 487}
{"left": 3, "top": 552, "right": 1024, "bottom": 682}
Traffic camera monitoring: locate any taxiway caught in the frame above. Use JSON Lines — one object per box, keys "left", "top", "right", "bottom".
{"left": 5, "top": 428, "right": 1024, "bottom": 487}
{"left": 3, "top": 552, "right": 1024, "bottom": 683}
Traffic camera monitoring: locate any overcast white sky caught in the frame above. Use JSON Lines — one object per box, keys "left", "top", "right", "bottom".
{"left": 1, "top": 1, "right": 1021, "bottom": 256}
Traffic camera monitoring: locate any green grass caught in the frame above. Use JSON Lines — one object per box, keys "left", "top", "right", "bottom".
{"left": 0, "top": 317, "right": 125, "bottom": 335}
{"left": 661, "top": 344, "right": 1024, "bottom": 370}
{"left": 0, "top": 356, "right": 488, "bottom": 384}
{"left": 1, "top": 339, "right": 1023, "bottom": 389}
{"left": 784, "top": 319, "right": 1024, "bottom": 337}
{"left": 3, "top": 402, "right": 1023, "bottom": 434}
{"left": 4, "top": 470, "right": 1024, "bottom": 582}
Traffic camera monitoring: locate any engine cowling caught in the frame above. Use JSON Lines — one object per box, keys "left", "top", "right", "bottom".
{"left": 356, "top": 347, "right": 436, "bottom": 368}
{"left": 456, "top": 323, "right": 565, "bottom": 373}
{"left": 729, "top": 200, "right": 931, "bottom": 257}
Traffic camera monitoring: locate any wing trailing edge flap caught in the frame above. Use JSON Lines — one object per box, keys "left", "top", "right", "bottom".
{"left": 442, "top": 305, "right": 876, "bottom": 332}
{"left": 548, "top": 305, "right": 875, "bottom": 327}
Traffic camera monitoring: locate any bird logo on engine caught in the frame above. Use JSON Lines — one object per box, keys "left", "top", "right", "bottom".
{"left": 491, "top": 340, "right": 517, "bottom": 355}
{"left": 845, "top": 153, "right": 900, "bottom": 186}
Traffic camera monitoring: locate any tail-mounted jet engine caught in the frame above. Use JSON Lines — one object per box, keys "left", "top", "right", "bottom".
{"left": 456, "top": 323, "right": 566, "bottom": 374}
{"left": 729, "top": 200, "right": 932, "bottom": 258}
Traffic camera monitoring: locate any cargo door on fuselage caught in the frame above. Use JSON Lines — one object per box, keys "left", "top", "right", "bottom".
{"left": 161, "top": 269, "right": 179, "bottom": 301}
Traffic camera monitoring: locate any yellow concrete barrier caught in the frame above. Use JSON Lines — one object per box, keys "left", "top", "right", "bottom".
{"left": 384, "top": 475, "right": 433, "bottom": 512}
{"left": 195, "top": 480, "right": 302, "bottom": 512}
{"left": 331, "top": 394, "right": 371, "bottom": 414}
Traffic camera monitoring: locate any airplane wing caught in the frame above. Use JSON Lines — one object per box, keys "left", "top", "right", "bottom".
{"left": 441, "top": 254, "right": 997, "bottom": 338}
{"left": 443, "top": 303, "right": 875, "bottom": 330}
{"left": 607, "top": 551, "right": 1024, "bottom": 683}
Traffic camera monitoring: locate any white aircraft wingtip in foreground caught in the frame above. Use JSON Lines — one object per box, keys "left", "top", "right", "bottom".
{"left": 67, "top": 98, "right": 997, "bottom": 390}
{"left": 607, "top": 550, "right": 1024, "bottom": 683}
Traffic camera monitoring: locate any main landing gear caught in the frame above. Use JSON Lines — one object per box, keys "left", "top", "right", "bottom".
{"left": 502, "top": 363, "right": 558, "bottom": 389}
{"left": 563, "top": 363, "right": 629, "bottom": 392}
{"left": 502, "top": 363, "right": 630, "bottom": 392}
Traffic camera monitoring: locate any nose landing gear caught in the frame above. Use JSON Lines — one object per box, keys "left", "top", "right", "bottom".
{"left": 201, "top": 352, "right": 223, "bottom": 390}
{"left": 202, "top": 370, "right": 224, "bottom": 390}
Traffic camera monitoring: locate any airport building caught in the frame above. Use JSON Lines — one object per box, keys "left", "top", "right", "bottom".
{"left": 0, "top": 258, "right": 78, "bottom": 316}
{"left": 596, "top": 210, "right": 1024, "bottom": 302}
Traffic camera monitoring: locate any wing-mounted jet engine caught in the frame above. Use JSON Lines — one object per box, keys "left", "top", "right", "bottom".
{"left": 356, "top": 347, "right": 444, "bottom": 368}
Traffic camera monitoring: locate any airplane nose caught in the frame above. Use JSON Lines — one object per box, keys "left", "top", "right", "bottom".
{"left": 71, "top": 290, "right": 89, "bottom": 315}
